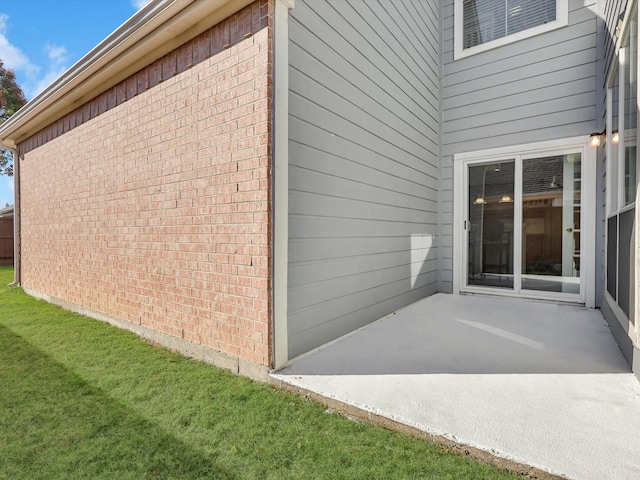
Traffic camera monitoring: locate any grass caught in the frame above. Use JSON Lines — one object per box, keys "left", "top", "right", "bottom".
{"left": 0, "top": 266, "right": 521, "bottom": 479}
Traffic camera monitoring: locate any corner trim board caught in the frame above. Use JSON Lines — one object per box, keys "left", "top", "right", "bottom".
{"left": 272, "top": 0, "right": 294, "bottom": 368}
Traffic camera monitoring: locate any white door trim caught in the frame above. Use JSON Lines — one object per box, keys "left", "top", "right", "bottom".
{"left": 453, "top": 136, "right": 596, "bottom": 307}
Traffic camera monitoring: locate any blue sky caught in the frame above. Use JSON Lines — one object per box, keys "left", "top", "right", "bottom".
{"left": 0, "top": 0, "right": 150, "bottom": 207}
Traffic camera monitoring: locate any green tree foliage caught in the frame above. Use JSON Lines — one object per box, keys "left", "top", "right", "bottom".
{"left": 0, "top": 59, "right": 27, "bottom": 176}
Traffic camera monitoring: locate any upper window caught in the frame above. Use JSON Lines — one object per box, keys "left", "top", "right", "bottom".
{"left": 454, "top": 0, "right": 568, "bottom": 59}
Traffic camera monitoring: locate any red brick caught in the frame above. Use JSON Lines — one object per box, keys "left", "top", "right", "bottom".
{"left": 18, "top": 1, "right": 273, "bottom": 368}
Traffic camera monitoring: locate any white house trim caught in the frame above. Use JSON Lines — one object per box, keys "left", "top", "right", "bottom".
{"left": 273, "top": 0, "right": 294, "bottom": 369}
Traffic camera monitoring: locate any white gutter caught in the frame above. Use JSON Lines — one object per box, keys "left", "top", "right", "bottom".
{"left": 7, "top": 147, "right": 19, "bottom": 287}
{"left": 0, "top": 0, "right": 252, "bottom": 149}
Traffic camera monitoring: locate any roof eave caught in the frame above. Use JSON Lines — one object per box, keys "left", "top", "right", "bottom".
{"left": 0, "top": 0, "right": 252, "bottom": 149}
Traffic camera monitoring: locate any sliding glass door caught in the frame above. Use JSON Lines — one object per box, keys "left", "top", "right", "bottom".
{"left": 464, "top": 152, "right": 582, "bottom": 300}
{"left": 521, "top": 154, "right": 581, "bottom": 294}
{"left": 467, "top": 161, "right": 515, "bottom": 288}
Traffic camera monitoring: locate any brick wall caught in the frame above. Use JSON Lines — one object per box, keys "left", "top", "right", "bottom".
{"left": 18, "top": 1, "right": 273, "bottom": 366}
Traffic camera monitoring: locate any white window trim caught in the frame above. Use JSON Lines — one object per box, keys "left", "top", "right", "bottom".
{"left": 453, "top": 136, "right": 596, "bottom": 307}
{"left": 454, "top": 0, "right": 569, "bottom": 60}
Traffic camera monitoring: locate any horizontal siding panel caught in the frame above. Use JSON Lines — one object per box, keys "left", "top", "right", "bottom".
{"left": 445, "top": 77, "right": 595, "bottom": 120}
{"left": 354, "top": 0, "right": 438, "bottom": 91}
{"left": 445, "top": 92, "right": 595, "bottom": 132}
{"left": 444, "top": 50, "right": 596, "bottom": 99}
{"left": 289, "top": 121, "right": 438, "bottom": 191}
{"left": 310, "top": 1, "right": 437, "bottom": 103}
{"left": 289, "top": 4, "right": 438, "bottom": 131}
{"left": 288, "top": 259, "right": 438, "bottom": 315}
{"left": 289, "top": 43, "right": 435, "bottom": 149}
{"left": 387, "top": 1, "right": 439, "bottom": 67}
{"left": 443, "top": 33, "right": 596, "bottom": 89}
{"left": 444, "top": 110, "right": 595, "bottom": 148}
{"left": 289, "top": 272, "right": 437, "bottom": 334}
{"left": 289, "top": 94, "right": 438, "bottom": 180}
{"left": 288, "top": 32, "right": 438, "bottom": 142}
{"left": 289, "top": 191, "right": 434, "bottom": 225}
{"left": 416, "top": 1, "right": 439, "bottom": 47}
{"left": 289, "top": 247, "right": 438, "bottom": 285}
{"left": 290, "top": 67, "right": 435, "bottom": 160}
{"left": 442, "top": 122, "right": 595, "bottom": 158}
{"left": 288, "top": 279, "right": 437, "bottom": 358}
{"left": 289, "top": 142, "right": 437, "bottom": 199}
{"left": 603, "top": 0, "right": 625, "bottom": 80}
{"left": 290, "top": 166, "right": 437, "bottom": 213}
{"left": 289, "top": 233, "right": 438, "bottom": 262}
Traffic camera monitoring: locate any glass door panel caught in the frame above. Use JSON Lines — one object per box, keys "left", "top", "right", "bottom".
{"left": 467, "top": 161, "right": 515, "bottom": 289}
{"left": 521, "top": 154, "right": 581, "bottom": 294}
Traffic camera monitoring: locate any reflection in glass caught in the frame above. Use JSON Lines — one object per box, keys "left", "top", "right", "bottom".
{"left": 618, "top": 209, "right": 635, "bottom": 319}
{"left": 607, "top": 216, "right": 618, "bottom": 300}
{"left": 625, "top": 145, "right": 637, "bottom": 206}
{"left": 521, "top": 154, "right": 581, "bottom": 294}
{"left": 468, "top": 161, "right": 515, "bottom": 289}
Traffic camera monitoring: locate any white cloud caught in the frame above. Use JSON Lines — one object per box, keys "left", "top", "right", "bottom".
{"left": 0, "top": 13, "right": 70, "bottom": 99}
{"left": 132, "top": 0, "right": 150, "bottom": 10}
{"left": 0, "top": 13, "right": 39, "bottom": 79}
{"left": 30, "top": 43, "right": 69, "bottom": 96}
{"left": 45, "top": 43, "right": 67, "bottom": 65}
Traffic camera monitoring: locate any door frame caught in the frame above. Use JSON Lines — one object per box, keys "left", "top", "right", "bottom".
{"left": 453, "top": 137, "right": 596, "bottom": 307}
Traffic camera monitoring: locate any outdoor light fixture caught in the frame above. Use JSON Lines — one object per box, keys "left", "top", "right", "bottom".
{"left": 615, "top": 13, "right": 624, "bottom": 38}
{"left": 499, "top": 194, "right": 513, "bottom": 203}
{"left": 589, "top": 129, "right": 619, "bottom": 147}
{"left": 590, "top": 131, "right": 604, "bottom": 147}
{"left": 611, "top": 130, "right": 620, "bottom": 144}
{"left": 473, "top": 196, "right": 487, "bottom": 205}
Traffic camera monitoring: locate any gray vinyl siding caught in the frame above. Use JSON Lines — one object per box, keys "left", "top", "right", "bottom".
{"left": 602, "top": 0, "right": 627, "bottom": 82}
{"left": 439, "top": 0, "right": 598, "bottom": 292}
{"left": 287, "top": 0, "right": 440, "bottom": 359}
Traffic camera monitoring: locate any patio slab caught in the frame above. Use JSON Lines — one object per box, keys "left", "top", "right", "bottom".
{"left": 271, "top": 293, "right": 640, "bottom": 480}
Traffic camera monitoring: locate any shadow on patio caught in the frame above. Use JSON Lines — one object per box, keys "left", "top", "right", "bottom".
{"left": 277, "top": 294, "right": 630, "bottom": 375}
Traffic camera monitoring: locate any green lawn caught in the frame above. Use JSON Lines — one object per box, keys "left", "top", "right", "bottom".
{"left": 0, "top": 266, "right": 521, "bottom": 479}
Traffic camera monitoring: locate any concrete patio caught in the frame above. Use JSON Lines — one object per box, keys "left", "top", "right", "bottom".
{"left": 271, "top": 293, "right": 640, "bottom": 480}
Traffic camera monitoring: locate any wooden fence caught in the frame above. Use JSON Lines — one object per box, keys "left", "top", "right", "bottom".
{"left": 0, "top": 217, "right": 14, "bottom": 266}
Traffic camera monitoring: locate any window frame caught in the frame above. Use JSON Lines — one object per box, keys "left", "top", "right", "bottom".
{"left": 454, "top": 0, "right": 568, "bottom": 60}
{"left": 453, "top": 136, "right": 597, "bottom": 308}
